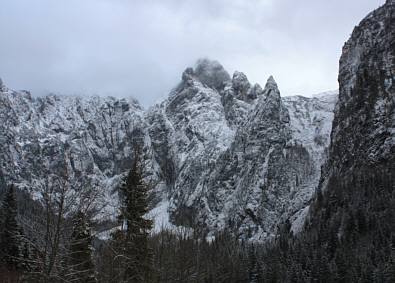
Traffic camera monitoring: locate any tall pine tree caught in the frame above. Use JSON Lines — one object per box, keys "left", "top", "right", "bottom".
{"left": 0, "top": 184, "right": 22, "bottom": 269}
{"left": 112, "top": 148, "right": 154, "bottom": 282}
{"left": 67, "top": 210, "right": 96, "bottom": 282}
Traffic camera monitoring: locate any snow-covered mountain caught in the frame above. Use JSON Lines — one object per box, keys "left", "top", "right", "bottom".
{"left": 0, "top": 79, "right": 147, "bottom": 215}
{"left": 146, "top": 59, "right": 337, "bottom": 239}
{"left": 308, "top": 0, "right": 394, "bottom": 236}
{"left": 0, "top": 60, "right": 337, "bottom": 240}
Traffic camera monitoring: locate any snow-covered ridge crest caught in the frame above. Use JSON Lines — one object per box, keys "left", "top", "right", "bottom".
{"left": 0, "top": 83, "right": 148, "bottom": 220}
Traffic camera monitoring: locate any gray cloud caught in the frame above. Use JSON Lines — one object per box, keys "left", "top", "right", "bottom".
{"left": 0, "top": 0, "right": 385, "bottom": 106}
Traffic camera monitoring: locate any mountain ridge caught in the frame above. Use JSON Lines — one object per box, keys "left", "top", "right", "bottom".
{"left": 0, "top": 61, "right": 337, "bottom": 239}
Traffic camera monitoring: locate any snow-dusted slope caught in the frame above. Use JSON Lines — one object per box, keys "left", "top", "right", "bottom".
{"left": 283, "top": 91, "right": 337, "bottom": 160}
{"left": 281, "top": 91, "right": 337, "bottom": 233}
{"left": 0, "top": 60, "right": 337, "bottom": 239}
{"left": 0, "top": 80, "right": 147, "bottom": 217}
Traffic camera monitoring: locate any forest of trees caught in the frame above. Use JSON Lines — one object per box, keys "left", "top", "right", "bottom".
{"left": 0, "top": 151, "right": 394, "bottom": 282}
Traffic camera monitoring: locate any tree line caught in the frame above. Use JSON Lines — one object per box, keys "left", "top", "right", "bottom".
{"left": 1, "top": 153, "right": 394, "bottom": 282}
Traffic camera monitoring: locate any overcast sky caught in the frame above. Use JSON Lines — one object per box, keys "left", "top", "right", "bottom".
{"left": 0, "top": 0, "right": 385, "bottom": 107}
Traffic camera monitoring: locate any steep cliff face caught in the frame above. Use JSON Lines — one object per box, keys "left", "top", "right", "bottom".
{"left": 309, "top": 0, "right": 394, "bottom": 236}
{"left": 0, "top": 59, "right": 337, "bottom": 239}
{"left": 0, "top": 83, "right": 147, "bottom": 213}
{"left": 197, "top": 76, "right": 294, "bottom": 239}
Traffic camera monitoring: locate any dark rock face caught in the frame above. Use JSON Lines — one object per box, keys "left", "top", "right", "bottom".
{"left": 309, "top": 1, "right": 394, "bottom": 236}
{"left": 0, "top": 168, "right": 6, "bottom": 192}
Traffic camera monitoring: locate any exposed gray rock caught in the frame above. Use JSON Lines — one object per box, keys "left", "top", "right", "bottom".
{"left": 232, "top": 71, "right": 252, "bottom": 101}
{"left": 0, "top": 58, "right": 337, "bottom": 240}
{"left": 0, "top": 87, "right": 147, "bottom": 217}
{"left": 146, "top": 67, "right": 337, "bottom": 240}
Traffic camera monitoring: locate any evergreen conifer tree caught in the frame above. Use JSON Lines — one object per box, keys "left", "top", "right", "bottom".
{"left": 0, "top": 184, "right": 22, "bottom": 269}
{"left": 67, "top": 210, "right": 96, "bottom": 282}
{"left": 112, "top": 148, "right": 154, "bottom": 282}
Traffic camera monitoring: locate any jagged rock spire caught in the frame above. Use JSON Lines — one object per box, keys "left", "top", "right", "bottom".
{"left": 264, "top": 75, "right": 278, "bottom": 91}
{"left": 232, "top": 71, "right": 251, "bottom": 94}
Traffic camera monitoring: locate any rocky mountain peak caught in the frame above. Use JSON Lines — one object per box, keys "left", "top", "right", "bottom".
{"left": 258, "top": 76, "right": 282, "bottom": 110}
{"left": 0, "top": 77, "right": 7, "bottom": 92}
{"left": 264, "top": 76, "right": 278, "bottom": 92}
{"left": 192, "top": 58, "right": 231, "bottom": 91}
{"left": 251, "top": 75, "right": 289, "bottom": 142}
{"left": 181, "top": 67, "right": 194, "bottom": 82}
{"left": 232, "top": 71, "right": 251, "bottom": 96}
